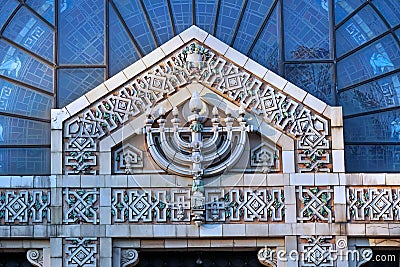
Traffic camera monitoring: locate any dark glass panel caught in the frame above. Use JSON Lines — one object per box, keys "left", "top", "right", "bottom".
{"left": 113, "top": 0, "right": 156, "bottom": 54}
{"left": 233, "top": 0, "right": 274, "bottom": 54}
{"left": 0, "top": 0, "right": 19, "bottom": 31}
{"left": 249, "top": 6, "right": 279, "bottom": 73}
{"left": 143, "top": 0, "right": 174, "bottom": 45}
{"left": 170, "top": 0, "right": 192, "bottom": 34}
{"left": 27, "top": 0, "right": 54, "bottom": 24}
{"left": 215, "top": 0, "right": 243, "bottom": 45}
{"left": 0, "top": 79, "right": 53, "bottom": 119}
{"left": 344, "top": 110, "right": 400, "bottom": 142}
{"left": 336, "top": 5, "right": 387, "bottom": 57}
{"left": 0, "top": 116, "right": 50, "bottom": 145}
{"left": 396, "top": 29, "right": 400, "bottom": 40}
{"left": 57, "top": 68, "right": 104, "bottom": 107}
{"left": 3, "top": 6, "right": 54, "bottom": 62}
{"left": 58, "top": 0, "right": 104, "bottom": 64}
{"left": 0, "top": 148, "right": 50, "bottom": 175}
{"left": 195, "top": 0, "right": 218, "bottom": 34}
{"left": 0, "top": 40, "right": 53, "bottom": 92}
{"left": 372, "top": 0, "right": 400, "bottom": 27}
{"left": 108, "top": 2, "right": 140, "bottom": 77}
{"left": 285, "top": 63, "right": 335, "bottom": 105}
{"left": 338, "top": 73, "right": 400, "bottom": 116}
{"left": 337, "top": 35, "right": 400, "bottom": 89}
{"left": 345, "top": 145, "right": 400, "bottom": 172}
{"left": 284, "top": 0, "right": 330, "bottom": 60}
{"left": 335, "top": 0, "right": 365, "bottom": 24}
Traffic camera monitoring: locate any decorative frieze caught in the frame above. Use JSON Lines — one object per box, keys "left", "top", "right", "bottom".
{"left": 26, "top": 249, "right": 43, "bottom": 267}
{"left": 300, "top": 236, "right": 335, "bottom": 267}
{"left": 113, "top": 144, "right": 144, "bottom": 174}
{"left": 63, "top": 188, "right": 99, "bottom": 224}
{"left": 64, "top": 238, "right": 98, "bottom": 267}
{"left": 257, "top": 247, "right": 277, "bottom": 267}
{"left": 0, "top": 190, "right": 50, "bottom": 224}
{"left": 63, "top": 42, "right": 332, "bottom": 174}
{"left": 297, "top": 186, "right": 333, "bottom": 223}
{"left": 347, "top": 187, "right": 400, "bottom": 221}
{"left": 111, "top": 188, "right": 284, "bottom": 223}
{"left": 250, "top": 142, "right": 280, "bottom": 173}
{"left": 121, "top": 249, "right": 139, "bottom": 267}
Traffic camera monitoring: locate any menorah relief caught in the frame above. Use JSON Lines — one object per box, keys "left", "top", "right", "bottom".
{"left": 143, "top": 92, "right": 253, "bottom": 225}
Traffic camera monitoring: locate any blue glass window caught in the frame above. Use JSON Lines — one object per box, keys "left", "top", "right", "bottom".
{"left": 170, "top": 0, "right": 192, "bottom": 34}
{"left": 3, "top": 7, "right": 54, "bottom": 62}
{"left": 285, "top": 63, "right": 335, "bottom": 105}
{"left": 0, "top": 148, "right": 50, "bottom": 175}
{"left": 215, "top": 0, "right": 243, "bottom": 45}
{"left": 0, "top": 79, "right": 53, "bottom": 119}
{"left": 344, "top": 110, "right": 400, "bottom": 142}
{"left": 338, "top": 73, "right": 400, "bottom": 116}
{"left": 0, "top": 40, "right": 53, "bottom": 92}
{"left": 372, "top": 0, "right": 400, "bottom": 27}
{"left": 336, "top": 5, "right": 387, "bottom": 57}
{"left": 249, "top": 7, "right": 279, "bottom": 73}
{"left": 108, "top": 3, "right": 140, "bottom": 77}
{"left": 113, "top": 0, "right": 156, "bottom": 55}
{"left": 396, "top": 29, "right": 400, "bottom": 40}
{"left": 0, "top": 0, "right": 19, "bottom": 31}
{"left": 58, "top": 0, "right": 104, "bottom": 64}
{"left": 58, "top": 68, "right": 104, "bottom": 107}
{"left": 345, "top": 145, "right": 400, "bottom": 172}
{"left": 0, "top": 116, "right": 50, "bottom": 145}
{"left": 284, "top": 0, "right": 330, "bottom": 60}
{"left": 233, "top": 0, "right": 274, "bottom": 54}
{"left": 27, "top": 0, "right": 54, "bottom": 25}
{"left": 143, "top": 0, "right": 174, "bottom": 45}
{"left": 337, "top": 35, "right": 400, "bottom": 89}
{"left": 195, "top": 0, "right": 218, "bottom": 34}
{"left": 335, "top": 0, "right": 366, "bottom": 25}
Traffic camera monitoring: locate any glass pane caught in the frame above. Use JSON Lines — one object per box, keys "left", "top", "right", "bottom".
{"left": 58, "top": 68, "right": 104, "bottom": 107}
{"left": 143, "top": 0, "right": 174, "bottom": 45}
{"left": 338, "top": 73, "right": 400, "bottom": 116}
{"left": 344, "top": 110, "right": 400, "bottom": 142}
{"left": 215, "top": 0, "right": 243, "bottom": 45}
{"left": 0, "top": 0, "right": 19, "bottom": 30}
{"left": 233, "top": 0, "right": 274, "bottom": 54}
{"left": 337, "top": 35, "right": 400, "bottom": 89}
{"left": 108, "top": 3, "right": 140, "bottom": 77}
{"left": 396, "top": 29, "right": 400, "bottom": 40}
{"left": 0, "top": 79, "right": 53, "bottom": 119}
{"left": 27, "top": 0, "right": 54, "bottom": 24}
{"left": 285, "top": 63, "right": 335, "bottom": 105}
{"left": 249, "top": 7, "right": 279, "bottom": 73}
{"left": 113, "top": 0, "right": 156, "bottom": 55}
{"left": 372, "top": 0, "right": 400, "bottom": 27}
{"left": 170, "top": 0, "right": 192, "bottom": 34}
{"left": 0, "top": 40, "right": 53, "bottom": 92}
{"left": 0, "top": 148, "right": 50, "bottom": 175}
{"left": 195, "top": 0, "right": 218, "bottom": 34}
{"left": 336, "top": 5, "right": 388, "bottom": 57}
{"left": 58, "top": 0, "right": 104, "bottom": 64}
{"left": 335, "top": 0, "right": 365, "bottom": 25}
{"left": 0, "top": 116, "right": 50, "bottom": 145}
{"left": 284, "top": 0, "right": 330, "bottom": 60}
{"left": 3, "top": 6, "right": 54, "bottom": 62}
{"left": 345, "top": 145, "right": 400, "bottom": 172}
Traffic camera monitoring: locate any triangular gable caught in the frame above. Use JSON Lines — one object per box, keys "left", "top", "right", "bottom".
{"left": 51, "top": 26, "right": 344, "bottom": 175}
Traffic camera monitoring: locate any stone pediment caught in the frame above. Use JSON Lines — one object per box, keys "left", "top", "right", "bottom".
{"left": 51, "top": 26, "right": 344, "bottom": 175}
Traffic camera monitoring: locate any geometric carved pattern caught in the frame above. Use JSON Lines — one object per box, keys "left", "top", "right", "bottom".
{"left": 297, "top": 187, "right": 333, "bottom": 223}
{"left": 250, "top": 142, "right": 280, "bottom": 172}
{"left": 257, "top": 247, "right": 277, "bottom": 267}
{"left": 63, "top": 188, "right": 99, "bottom": 224}
{"left": 65, "top": 238, "right": 97, "bottom": 267}
{"left": 64, "top": 42, "right": 331, "bottom": 174}
{"left": 0, "top": 190, "right": 50, "bottom": 223}
{"left": 26, "top": 249, "right": 43, "bottom": 267}
{"left": 347, "top": 187, "right": 400, "bottom": 221}
{"left": 300, "top": 236, "right": 334, "bottom": 267}
{"left": 113, "top": 144, "right": 143, "bottom": 174}
{"left": 112, "top": 188, "right": 284, "bottom": 223}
